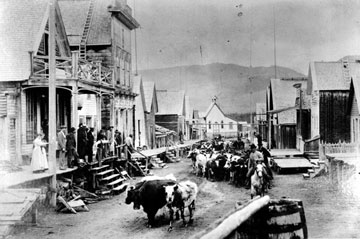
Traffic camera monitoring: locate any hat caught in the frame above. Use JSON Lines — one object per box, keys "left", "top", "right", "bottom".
{"left": 70, "top": 127, "right": 76, "bottom": 133}
{"left": 250, "top": 144, "right": 257, "bottom": 149}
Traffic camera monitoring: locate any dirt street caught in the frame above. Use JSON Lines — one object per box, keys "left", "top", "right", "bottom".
{"left": 9, "top": 157, "right": 360, "bottom": 239}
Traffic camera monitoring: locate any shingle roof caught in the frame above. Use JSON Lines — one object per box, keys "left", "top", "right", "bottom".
{"left": 271, "top": 78, "right": 307, "bottom": 124}
{"left": 58, "top": 0, "right": 90, "bottom": 46}
{"left": 310, "top": 61, "right": 360, "bottom": 91}
{"left": 143, "top": 81, "right": 156, "bottom": 113}
{"left": 0, "top": 0, "right": 49, "bottom": 81}
{"left": 59, "top": 0, "right": 138, "bottom": 46}
{"left": 156, "top": 90, "right": 185, "bottom": 115}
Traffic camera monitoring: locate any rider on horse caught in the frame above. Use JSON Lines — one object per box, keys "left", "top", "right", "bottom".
{"left": 246, "top": 144, "right": 271, "bottom": 189}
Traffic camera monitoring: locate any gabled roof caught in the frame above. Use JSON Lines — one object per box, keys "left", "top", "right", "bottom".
{"left": 309, "top": 61, "right": 360, "bottom": 92}
{"left": 204, "top": 102, "right": 226, "bottom": 118}
{"left": 351, "top": 76, "right": 360, "bottom": 113}
{"left": 59, "top": 0, "right": 139, "bottom": 46}
{"left": 156, "top": 90, "right": 185, "bottom": 116}
{"left": 143, "top": 81, "right": 158, "bottom": 113}
{"left": 133, "top": 75, "right": 147, "bottom": 113}
{"left": 0, "top": 0, "right": 48, "bottom": 81}
{"left": 270, "top": 78, "right": 307, "bottom": 124}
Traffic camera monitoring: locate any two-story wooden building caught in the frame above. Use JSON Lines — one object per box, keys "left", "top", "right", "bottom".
{"left": 59, "top": 0, "right": 139, "bottom": 137}
{"left": 307, "top": 60, "right": 360, "bottom": 143}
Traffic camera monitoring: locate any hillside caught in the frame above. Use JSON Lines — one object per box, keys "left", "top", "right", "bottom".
{"left": 139, "top": 63, "right": 305, "bottom": 114}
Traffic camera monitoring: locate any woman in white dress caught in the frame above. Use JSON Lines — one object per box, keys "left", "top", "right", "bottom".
{"left": 31, "top": 133, "right": 49, "bottom": 173}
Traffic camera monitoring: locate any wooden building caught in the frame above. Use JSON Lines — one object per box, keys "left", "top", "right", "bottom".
{"left": 59, "top": 0, "right": 139, "bottom": 137}
{"left": 133, "top": 75, "right": 147, "bottom": 148}
{"left": 348, "top": 76, "right": 360, "bottom": 143}
{"left": 143, "top": 81, "right": 158, "bottom": 149}
{"left": 203, "top": 97, "right": 239, "bottom": 139}
{"left": 307, "top": 60, "right": 360, "bottom": 143}
{"left": 155, "top": 90, "right": 186, "bottom": 142}
{"left": 267, "top": 78, "right": 307, "bottom": 149}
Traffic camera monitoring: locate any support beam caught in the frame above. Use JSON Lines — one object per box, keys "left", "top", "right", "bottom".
{"left": 48, "top": 0, "right": 57, "bottom": 207}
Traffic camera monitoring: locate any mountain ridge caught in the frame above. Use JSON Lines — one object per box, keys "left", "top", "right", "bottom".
{"left": 138, "top": 63, "right": 305, "bottom": 114}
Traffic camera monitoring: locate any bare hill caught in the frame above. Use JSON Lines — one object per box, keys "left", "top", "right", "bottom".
{"left": 139, "top": 63, "right": 305, "bottom": 114}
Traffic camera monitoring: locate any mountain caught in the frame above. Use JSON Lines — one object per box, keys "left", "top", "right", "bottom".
{"left": 139, "top": 63, "right": 305, "bottom": 114}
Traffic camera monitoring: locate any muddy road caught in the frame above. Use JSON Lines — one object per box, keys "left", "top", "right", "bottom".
{"left": 10, "top": 157, "right": 360, "bottom": 239}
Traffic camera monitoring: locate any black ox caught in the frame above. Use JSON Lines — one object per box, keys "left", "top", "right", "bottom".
{"left": 125, "top": 179, "right": 176, "bottom": 227}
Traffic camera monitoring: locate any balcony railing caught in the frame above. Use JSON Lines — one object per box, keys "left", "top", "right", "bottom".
{"left": 30, "top": 51, "right": 114, "bottom": 87}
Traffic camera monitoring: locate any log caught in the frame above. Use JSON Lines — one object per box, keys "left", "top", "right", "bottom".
{"left": 196, "top": 196, "right": 270, "bottom": 239}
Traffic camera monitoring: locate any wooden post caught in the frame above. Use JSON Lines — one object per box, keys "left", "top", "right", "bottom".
{"left": 96, "top": 94, "right": 102, "bottom": 130}
{"left": 29, "top": 51, "right": 34, "bottom": 77}
{"left": 71, "top": 51, "right": 79, "bottom": 79}
{"left": 48, "top": 0, "right": 57, "bottom": 207}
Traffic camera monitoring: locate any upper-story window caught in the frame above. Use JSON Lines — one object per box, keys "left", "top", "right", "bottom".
{"left": 121, "top": 29, "right": 125, "bottom": 48}
{"left": 221, "top": 120, "right": 224, "bottom": 129}
{"left": 208, "top": 121, "right": 211, "bottom": 129}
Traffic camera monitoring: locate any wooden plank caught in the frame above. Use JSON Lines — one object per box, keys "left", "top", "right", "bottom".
{"left": 273, "top": 158, "right": 313, "bottom": 169}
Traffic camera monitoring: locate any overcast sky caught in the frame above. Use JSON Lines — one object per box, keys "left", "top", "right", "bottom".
{"left": 131, "top": 0, "right": 360, "bottom": 74}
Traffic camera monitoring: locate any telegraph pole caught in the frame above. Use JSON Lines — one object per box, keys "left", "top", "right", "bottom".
{"left": 49, "top": 0, "right": 57, "bottom": 207}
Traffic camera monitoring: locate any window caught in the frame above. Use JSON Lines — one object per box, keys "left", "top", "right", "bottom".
{"left": 208, "top": 121, "right": 211, "bottom": 129}
{"left": 221, "top": 120, "right": 224, "bottom": 129}
{"left": 229, "top": 122, "right": 233, "bottom": 130}
{"left": 26, "top": 91, "right": 37, "bottom": 143}
{"left": 121, "top": 29, "right": 125, "bottom": 48}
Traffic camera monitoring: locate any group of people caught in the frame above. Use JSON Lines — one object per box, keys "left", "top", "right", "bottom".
{"left": 31, "top": 123, "right": 133, "bottom": 173}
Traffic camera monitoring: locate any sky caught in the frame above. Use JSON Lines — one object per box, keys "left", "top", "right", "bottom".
{"left": 130, "top": 0, "right": 360, "bottom": 74}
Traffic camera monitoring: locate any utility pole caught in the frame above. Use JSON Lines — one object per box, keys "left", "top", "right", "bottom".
{"left": 48, "top": 0, "right": 57, "bottom": 207}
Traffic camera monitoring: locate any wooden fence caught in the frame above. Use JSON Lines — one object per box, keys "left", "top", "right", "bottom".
{"left": 320, "top": 141, "right": 360, "bottom": 154}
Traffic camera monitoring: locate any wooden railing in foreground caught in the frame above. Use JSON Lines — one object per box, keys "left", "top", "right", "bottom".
{"left": 321, "top": 141, "right": 360, "bottom": 154}
{"left": 190, "top": 196, "right": 308, "bottom": 239}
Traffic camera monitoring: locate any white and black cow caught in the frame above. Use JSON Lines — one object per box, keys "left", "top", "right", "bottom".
{"left": 164, "top": 180, "right": 198, "bottom": 230}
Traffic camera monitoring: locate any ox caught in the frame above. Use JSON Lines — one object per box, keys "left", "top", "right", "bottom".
{"left": 187, "top": 149, "right": 208, "bottom": 177}
{"left": 164, "top": 180, "right": 198, "bottom": 231}
{"left": 125, "top": 179, "right": 176, "bottom": 227}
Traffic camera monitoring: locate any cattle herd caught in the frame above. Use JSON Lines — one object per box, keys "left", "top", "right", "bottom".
{"left": 125, "top": 139, "right": 270, "bottom": 231}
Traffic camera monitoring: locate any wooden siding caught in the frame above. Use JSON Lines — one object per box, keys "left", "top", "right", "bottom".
{"left": 155, "top": 114, "right": 179, "bottom": 133}
{"left": 319, "top": 91, "right": 350, "bottom": 143}
{"left": 0, "top": 82, "right": 20, "bottom": 162}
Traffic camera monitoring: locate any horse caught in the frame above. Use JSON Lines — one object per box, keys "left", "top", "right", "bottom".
{"left": 250, "top": 163, "right": 266, "bottom": 199}
{"left": 164, "top": 180, "right": 198, "bottom": 231}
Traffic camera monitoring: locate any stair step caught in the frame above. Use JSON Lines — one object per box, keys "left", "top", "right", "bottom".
{"left": 98, "top": 190, "right": 112, "bottom": 195}
{"left": 96, "top": 169, "right": 114, "bottom": 177}
{"left": 303, "top": 173, "right": 310, "bottom": 179}
{"left": 107, "top": 178, "right": 125, "bottom": 187}
{"left": 100, "top": 173, "right": 120, "bottom": 182}
{"left": 112, "top": 183, "right": 129, "bottom": 193}
{"left": 90, "top": 165, "right": 109, "bottom": 172}
{"left": 308, "top": 169, "right": 315, "bottom": 174}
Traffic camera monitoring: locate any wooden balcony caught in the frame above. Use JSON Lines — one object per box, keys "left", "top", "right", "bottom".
{"left": 29, "top": 51, "right": 115, "bottom": 88}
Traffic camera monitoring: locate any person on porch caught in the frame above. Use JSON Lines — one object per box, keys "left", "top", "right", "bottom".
{"left": 57, "top": 125, "right": 67, "bottom": 170}
{"left": 66, "top": 127, "right": 77, "bottom": 168}
{"left": 31, "top": 133, "right": 49, "bottom": 173}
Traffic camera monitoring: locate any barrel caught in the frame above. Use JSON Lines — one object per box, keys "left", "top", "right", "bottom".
{"left": 266, "top": 199, "right": 308, "bottom": 239}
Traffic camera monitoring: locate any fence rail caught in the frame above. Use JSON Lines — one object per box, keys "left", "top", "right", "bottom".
{"left": 321, "top": 141, "right": 360, "bottom": 154}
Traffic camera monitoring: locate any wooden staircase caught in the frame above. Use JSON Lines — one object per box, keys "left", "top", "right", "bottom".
{"left": 79, "top": 0, "right": 95, "bottom": 59}
{"left": 88, "top": 159, "right": 128, "bottom": 196}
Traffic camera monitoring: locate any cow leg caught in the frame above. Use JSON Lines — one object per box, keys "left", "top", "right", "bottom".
{"left": 168, "top": 206, "right": 174, "bottom": 232}
{"left": 147, "top": 210, "right": 157, "bottom": 228}
{"left": 188, "top": 204, "right": 194, "bottom": 224}
{"left": 180, "top": 207, "right": 186, "bottom": 226}
{"left": 175, "top": 209, "right": 180, "bottom": 220}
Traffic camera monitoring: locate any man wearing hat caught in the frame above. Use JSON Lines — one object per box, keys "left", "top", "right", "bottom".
{"left": 245, "top": 144, "right": 263, "bottom": 188}
{"left": 57, "top": 125, "right": 67, "bottom": 170}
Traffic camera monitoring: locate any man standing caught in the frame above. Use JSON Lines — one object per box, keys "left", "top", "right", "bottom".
{"left": 57, "top": 125, "right": 67, "bottom": 170}
{"left": 125, "top": 134, "right": 134, "bottom": 154}
{"left": 66, "top": 127, "right": 77, "bottom": 168}
{"left": 86, "top": 127, "right": 95, "bottom": 163}
{"left": 77, "top": 123, "right": 88, "bottom": 160}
